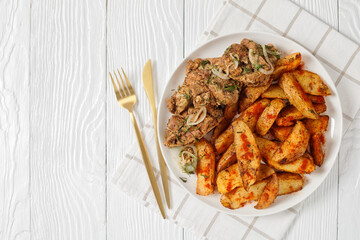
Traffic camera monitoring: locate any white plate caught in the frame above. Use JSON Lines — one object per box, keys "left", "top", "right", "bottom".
{"left": 157, "top": 32, "right": 342, "bottom": 216}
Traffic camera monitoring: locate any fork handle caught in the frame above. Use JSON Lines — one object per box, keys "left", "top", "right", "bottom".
{"left": 129, "top": 111, "right": 166, "bottom": 219}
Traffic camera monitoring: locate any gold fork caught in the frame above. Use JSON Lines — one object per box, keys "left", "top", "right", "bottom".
{"left": 109, "top": 68, "right": 166, "bottom": 219}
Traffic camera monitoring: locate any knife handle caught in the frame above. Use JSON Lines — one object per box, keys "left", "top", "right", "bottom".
{"left": 129, "top": 111, "right": 166, "bottom": 219}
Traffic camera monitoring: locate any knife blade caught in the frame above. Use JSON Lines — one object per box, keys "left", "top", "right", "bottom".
{"left": 142, "top": 59, "right": 171, "bottom": 209}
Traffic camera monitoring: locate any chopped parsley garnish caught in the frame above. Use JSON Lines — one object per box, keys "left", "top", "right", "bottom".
{"left": 224, "top": 84, "right": 240, "bottom": 93}
{"left": 200, "top": 60, "right": 210, "bottom": 68}
{"left": 224, "top": 45, "right": 232, "bottom": 54}
{"left": 269, "top": 51, "right": 280, "bottom": 60}
{"left": 179, "top": 177, "right": 188, "bottom": 183}
{"left": 224, "top": 85, "right": 236, "bottom": 93}
{"left": 200, "top": 174, "right": 209, "bottom": 179}
{"left": 255, "top": 64, "right": 264, "bottom": 71}
{"left": 243, "top": 67, "right": 251, "bottom": 73}
{"left": 309, "top": 109, "right": 316, "bottom": 114}
{"left": 183, "top": 92, "right": 191, "bottom": 100}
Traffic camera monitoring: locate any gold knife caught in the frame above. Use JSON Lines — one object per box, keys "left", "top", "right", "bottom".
{"left": 142, "top": 59, "right": 171, "bottom": 209}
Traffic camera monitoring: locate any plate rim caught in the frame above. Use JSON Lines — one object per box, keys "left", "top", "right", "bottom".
{"left": 157, "top": 31, "right": 343, "bottom": 216}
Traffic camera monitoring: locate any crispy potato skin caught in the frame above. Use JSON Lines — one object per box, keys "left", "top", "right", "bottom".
{"left": 195, "top": 139, "right": 216, "bottom": 196}
{"left": 304, "top": 116, "right": 329, "bottom": 166}
{"left": 233, "top": 120, "right": 262, "bottom": 191}
{"left": 271, "top": 121, "right": 310, "bottom": 164}
{"left": 261, "top": 85, "right": 287, "bottom": 99}
{"left": 271, "top": 52, "right": 301, "bottom": 80}
{"left": 212, "top": 101, "right": 238, "bottom": 139}
{"left": 279, "top": 73, "right": 318, "bottom": 119}
{"left": 270, "top": 125, "right": 293, "bottom": 141}
{"left": 310, "top": 133, "right": 326, "bottom": 166}
{"left": 277, "top": 172, "right": 304, "bottom": 195}
{"left": 220, "top": 179, "right": 268, "bottom": 209}
{"left": 255, "top": 173, "right": 279, "bottom": 209}
{"left": 307, "top": 95, "right": 325, "bottom": 104}
{"left": 256, "top": 99, "right": 287, "bottom": 136}
{"left": 269, "top": 153, "right": 315, "bottom": 174}
{"left": 220, "top": 172, "right": 304, "bottom": 209}
{"left": 292, "top": 70, "right": 331, "bottom": 96}
{"left": 262, "top": 85, "right": 326, "bottom": 104}
{"left": 216, "top": 163, "right": 274, "bottom": 194}
{"left": 276, "top": 103, "right": 326, "bottom": 126}
{"left": 239, "top": 83, "right": 271, "bottom": 112}
{"left": 215, "top": 99, "right": 270, "bottom": 154}
{"left": 217, "top": 143, "right": 237, "bottom": 173}
{"left": 255, "top": 137, "right": 315, "bottom": 174}
{"left": 304, "top": 115, "right": 329, "bottom": 134}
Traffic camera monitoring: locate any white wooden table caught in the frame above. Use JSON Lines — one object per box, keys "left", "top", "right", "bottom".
{"left": 1, "top": 0, "right": 359, "bottom": 239}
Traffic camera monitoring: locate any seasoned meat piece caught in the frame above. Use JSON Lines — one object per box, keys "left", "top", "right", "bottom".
{"left": 207, "top": 75, "right": 240, "bottom": 105}
{"left": 184, "top": 69, "right": 210, "bottom": 95}
{"left": 164, "top": 107, "right": 223, "bottom": 147}
{"left": 167, "top": 85, "right": 191, "bottom": 114}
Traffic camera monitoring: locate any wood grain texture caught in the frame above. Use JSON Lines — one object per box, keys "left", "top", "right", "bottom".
{"left": 291, "top": 0, "right": 339, "bottom": 29}
{"left": 184, "top": 0, "right": 219, "bottom": 56}
{"left": 337, "top": 1, "right": 360, "bottom": 240}
{"left": 339, "top": 0, "right": 360, "bottom": 42}
{"left": 0, "top": 0, "right": 30, "bottom": 239}
{"left": 30, "top": 0, "right": 106, "bottom": 239}
{"left": 106, "top": 0, "right": 184, "bottom": 239}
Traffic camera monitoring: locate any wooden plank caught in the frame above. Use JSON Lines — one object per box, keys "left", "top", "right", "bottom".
{"left": 338, "top": 115, "right": 360, "bottom": 240}
{"left": 30, "top": 1, "right": 107, "bottom": 239}
{"left": 0, "top": 0, "right": 30, "bottom": 239}
{"left": 291, "top": 0, "right": 339, "bottom": 29}
{"left": 338, "top": 1, "right": 360, "bottom": 239}
{"left": 106, "top": 0, "right": 184, "bottom": 239}
{"left": 339, "top": 0, "right": 360, "bottom": 42}
{"left": 184, "top": 0, "right": 219, "bottom": 55}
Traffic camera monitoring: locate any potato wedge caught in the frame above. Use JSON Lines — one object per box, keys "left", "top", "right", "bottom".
{"left": 270, "top": 125, "right": 293, "bottom": 141}
{"left": 262, "top": 85, "right": 326, "bottom": 104}
{"left": 220, "top": 172, "right": 304, "bottom": 209}
{"left": 304, "top": 115, "right": 329, "bottom": 135}
{"left": 216, "top": 163, "right": 274, "bottom": 194}
{"left": 233, "top": 120, "right": 262, "bottom": 191}
{"left": 277, "top": 172, "right": 304, "bottom": 195}
{"left": 275, "top": 103, "right": 326, "bottom": 126}
{"left": 304, "top": 116, "right": 329, "bottom": 166}
{"left": 271, "top": 121, "right": 310, "bottom": 164}
{"left": 255, "top": 173, "right": 279, "bottom": 209}
{"left": 310, "top": 133, "right": 326, "bottom": 166}
{"left": 220, "top": 179, "right": 268, "bottom": 209}
{"left": 215, "top": 99, "right": 270, "bottom": 154}
{"left": 279, "top": 72, "right": 318, "bottom": 119}
{"left": 255, "top": 137, "right": 315, "bottom": 174}
{"left": 269, "top": 153, "right": 315, "bottom": 174}
{"left": 256, "top": 99, "right": 287, "bottom": 136}
{"left": 292, "top": 70, "right": 331, "bottom": 96}
{"left": 195, "top": 139, "right": 216, "bottom": 196}
{"left": 239, "top": 82, "right": 272, "bottom": 112}
{"left": 307, "top": 95, "right": 325, "bottom": 104}
{"left": 255, "top": 136, "right": 280, "bottom": 160}
{"left": 271, "top": 52, "right": 302, "bottom": 80}
{"left": 261, "top": 85, "right": 287, "bottom": 99}
{"left": 217, "top": 143, "right": 237, "bottom": 173}
{"left": 212, "top": 101, "right": 238, "bottom": 139}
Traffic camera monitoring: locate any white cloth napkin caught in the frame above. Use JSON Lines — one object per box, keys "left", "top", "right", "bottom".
{"left": 113, "top": 0, "right": 360, "bottom": 239}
